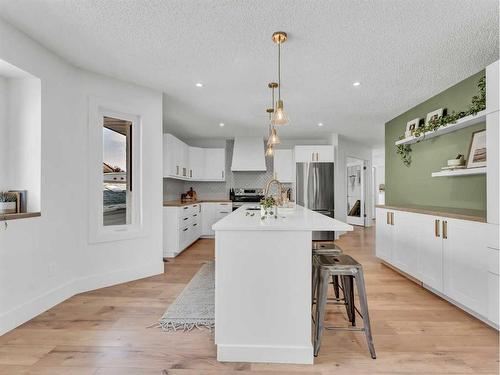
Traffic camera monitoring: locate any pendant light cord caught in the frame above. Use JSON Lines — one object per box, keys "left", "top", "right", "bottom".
{"left": 277, "top": 42, "right": 281, "bottom": 101}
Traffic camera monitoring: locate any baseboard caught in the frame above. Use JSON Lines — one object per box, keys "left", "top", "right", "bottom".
{"left": 0, "top": 261, "right": 164, "bottom": 336}
{"left": 73, "top": 261, "right": 164, "bottom": 294}
{"left": 217, "top": 343, "right": 313, "bottom": 364}
{"left": 0, "top": 280, "right": 75, "bottom": 336}
{"left": 424, "top": 284, "right": 499, "bottom": 331}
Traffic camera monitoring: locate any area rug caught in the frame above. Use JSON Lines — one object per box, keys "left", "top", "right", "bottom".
{"left": 157, "top": 261, "right": 215, "bottom": 332}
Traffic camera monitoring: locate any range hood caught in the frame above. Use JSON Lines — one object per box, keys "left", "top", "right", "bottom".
{"left": 231, "top": 137, "right": 267, "bottom": 172}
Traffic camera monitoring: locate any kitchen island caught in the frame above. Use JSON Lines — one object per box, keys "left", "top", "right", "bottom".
{"left": 212, "top": 204, "right": 353, "bottom": 364}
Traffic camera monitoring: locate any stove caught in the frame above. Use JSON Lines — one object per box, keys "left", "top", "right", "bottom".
{"left": 231, "top": 188, "right": 264, "bottom": 210}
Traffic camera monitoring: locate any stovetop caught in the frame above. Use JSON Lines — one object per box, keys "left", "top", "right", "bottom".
{"left": 232, "top": 188, "right": 264, "bottom": 203}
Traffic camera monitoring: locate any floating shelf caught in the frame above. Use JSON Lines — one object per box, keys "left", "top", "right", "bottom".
{"left": 395, "top": 110, "right": 487, "bottom": 146}
{"left": 431, "top": 167, "right": 486, "bottom": 177}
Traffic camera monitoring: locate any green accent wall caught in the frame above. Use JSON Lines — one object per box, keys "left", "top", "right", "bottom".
{"left": 385, "top": 70, "right": 486, "bottom": 211}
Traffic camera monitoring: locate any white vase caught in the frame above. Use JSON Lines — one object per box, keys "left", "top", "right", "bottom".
{"left": 0, "top": 202, "right": 16, "bottom": 214}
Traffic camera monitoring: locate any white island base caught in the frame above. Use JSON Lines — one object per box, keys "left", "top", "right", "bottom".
{"left": 213, "top": 205, "right": 352, "bottom": 364}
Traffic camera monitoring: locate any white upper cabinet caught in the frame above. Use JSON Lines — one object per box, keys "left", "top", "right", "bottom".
{"left": 273, "top": 149, "right": 294, "bottom": 182}
{"left": 204, "top": 148, "right": 225, "bottom": 181}
{"left": 294, "top": 145, "right": 334, "bottom": 162}
{"left": 189, "top": 147, "right": 204, "bottom": 180}
{"left": 163, "top": 134, "right": 225, "bottom": 181}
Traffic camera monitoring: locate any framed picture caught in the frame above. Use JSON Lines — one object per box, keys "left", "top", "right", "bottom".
{"left": 466, "top": 130, "right": 486, "bottom": 168}
{"left": 426, "top": 108, "right": 444, "bottom": 124}
{"left": 405, "top": 118, "right": 421, "bottom": 137}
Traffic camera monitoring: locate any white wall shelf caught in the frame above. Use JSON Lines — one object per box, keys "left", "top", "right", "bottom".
{"left": 395, "top": 110, "right": 487, "bottom": 146}
{"left": 431, "top": 167, "right": 486, "bottom": 177}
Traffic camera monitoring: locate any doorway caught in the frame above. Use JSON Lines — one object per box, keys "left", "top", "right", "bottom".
{"left": 346, "top": 157, "right": 366, "bottom": 226}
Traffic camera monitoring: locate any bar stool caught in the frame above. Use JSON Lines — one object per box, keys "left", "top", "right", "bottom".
{"left": 311, "top": 242, "right": 343, "bottom": 304}
{"left": 313, "top": 253, "right": 376, "bottom": 359}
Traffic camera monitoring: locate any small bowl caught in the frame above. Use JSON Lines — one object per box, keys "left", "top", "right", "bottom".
{"left": 447, "top": 159, "right": 463, "bottom": 167}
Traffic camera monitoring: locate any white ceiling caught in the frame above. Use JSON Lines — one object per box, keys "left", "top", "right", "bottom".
{"left": 0, "top": 0, "right": 497, "bottom": 146}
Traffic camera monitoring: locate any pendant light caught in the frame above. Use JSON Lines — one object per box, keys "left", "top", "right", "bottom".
{"left": 271, "top": 31, "right": 289, "bottom": 126}
{"left": 267, "top": 82, "right": 280, "bottom": 147}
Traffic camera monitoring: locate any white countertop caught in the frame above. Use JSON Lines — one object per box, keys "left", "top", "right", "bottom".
{"left": 212, "top": 204, "right": 353, "bottom": 232}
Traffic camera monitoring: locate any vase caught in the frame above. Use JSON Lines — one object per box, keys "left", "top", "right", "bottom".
{"left": 0, "top": 202, "right": 16, "bottom": 214}
{"left": 260, "top": 205, "right": 277, "bottom": 219}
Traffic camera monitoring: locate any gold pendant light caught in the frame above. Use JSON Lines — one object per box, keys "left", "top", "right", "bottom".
{"left": 271, "top": 31, "right": 289, "bottom": 126}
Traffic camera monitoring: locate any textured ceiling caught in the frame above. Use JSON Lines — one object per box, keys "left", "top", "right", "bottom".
{"left": 0, "top": 0, "right": 498, "bottom": 145}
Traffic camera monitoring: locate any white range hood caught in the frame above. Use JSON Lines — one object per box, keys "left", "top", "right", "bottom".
{"left": 231, "top": 137, "right": 267, "bottom": 172}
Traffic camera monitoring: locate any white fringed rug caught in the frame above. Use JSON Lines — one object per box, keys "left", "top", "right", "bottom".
{"left": 157, "top": 261, "right": 215, "bottom": 332}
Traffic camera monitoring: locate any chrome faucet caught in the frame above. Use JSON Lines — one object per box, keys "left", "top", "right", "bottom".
{"left": 264, "top": 178, "right": 284, "bottom": 205}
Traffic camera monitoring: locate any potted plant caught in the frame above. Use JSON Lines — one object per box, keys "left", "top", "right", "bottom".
{"left": 260, "top": 196, "right": 277, "bottom": 220}
{"left": 0, "top": 192, "right": 16, "bottom": 214}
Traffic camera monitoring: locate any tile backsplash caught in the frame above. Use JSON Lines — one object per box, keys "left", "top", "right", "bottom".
{"left": 163, "top": 139, "right": 291, "bottom": 201}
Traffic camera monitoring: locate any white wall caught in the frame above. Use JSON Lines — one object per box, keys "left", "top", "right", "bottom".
{"left": 0, "top": 77, "right": 7, "bottom": 187}
{"left": 5, "top": 77, "right": 41, "bottom": 212}
{"left": 0, "top": 18, "right": 163, "bottom": 335}
{"left": 372, "top": 146, "right": 385, "bottom": 208}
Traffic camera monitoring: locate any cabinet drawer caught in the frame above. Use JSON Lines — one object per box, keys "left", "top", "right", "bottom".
{"left": 179, "top": 213, "right": 193, "bottom": 226}
{"left": 180, "top": 224, "right": 191, "bottom": 246}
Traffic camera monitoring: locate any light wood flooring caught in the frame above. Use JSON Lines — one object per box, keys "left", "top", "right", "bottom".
{"left": 0, "top": 226, "right": 498, "bottom": 374}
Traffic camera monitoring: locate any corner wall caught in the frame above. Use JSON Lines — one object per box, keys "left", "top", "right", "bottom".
{"left": 0, "top": 18, "right": 163, "bottom": 335}
{"left": 385, "top": 70, "right": 486, "bottom": 210}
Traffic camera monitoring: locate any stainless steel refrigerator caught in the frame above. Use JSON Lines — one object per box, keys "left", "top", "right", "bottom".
{"left": 296, "top": 162, "right": 335, "bottom": 240}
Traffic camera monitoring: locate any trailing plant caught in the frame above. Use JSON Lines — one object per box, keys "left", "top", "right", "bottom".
{"left": 397, "top": 75, "right": 486, "bottom": 166}
{"left": 0, "top": 192, "right": 16, "bottom": 203}
{"left": 396, "top": 144, "right": 412, "bottom": 167}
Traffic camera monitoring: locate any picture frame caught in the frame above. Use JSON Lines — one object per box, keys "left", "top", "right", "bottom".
{"left": 405, "top": 118, "right": 421, "bottom": 138}
{"left": 466, "top": 129, "right": 486, "bottom": 168}
{"left": 425, "top": 108, "right": 444, "bottom": 124}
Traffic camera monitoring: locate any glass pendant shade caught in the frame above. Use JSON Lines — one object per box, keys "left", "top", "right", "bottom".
{"left": 268, "top": 128, "right": 280, "bottom": 145}
{"left": 265, "top": 145, "right": 274, "bottom": 157}
{"left": 271, "top": 100, "right": 289, "bottom": 126}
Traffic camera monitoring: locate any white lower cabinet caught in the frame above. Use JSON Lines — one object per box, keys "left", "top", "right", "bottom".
{"left": 163, "top": 203, "right": 202, "bottom": 257}
{"left": 376, "top": 207, "right": 494, "bottom": 327}
{"left": 201, "top": 202, "right": 232, "bottom": 236}
{"left": 443, "top": 219, "right": 488, "bottom": 317}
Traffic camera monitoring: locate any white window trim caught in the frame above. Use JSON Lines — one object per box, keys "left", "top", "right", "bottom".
{"left": 88, "top": 96, "right": 145, "bottom": 243}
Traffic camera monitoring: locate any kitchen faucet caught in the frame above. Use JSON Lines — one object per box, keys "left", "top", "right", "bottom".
{"left": 264, "top": 178, "right": 284, "bottom": 206}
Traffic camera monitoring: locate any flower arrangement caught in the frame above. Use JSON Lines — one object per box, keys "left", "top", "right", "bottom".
{"left": 260, "top": 196, "right": 277, "bottom": 220}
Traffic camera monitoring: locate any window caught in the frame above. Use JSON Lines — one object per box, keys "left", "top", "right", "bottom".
{"left": 102, "top": 116, "right": 132, "bottom": 226}
{"left": 88, "top": 97, "right": 143, "bottom": 243}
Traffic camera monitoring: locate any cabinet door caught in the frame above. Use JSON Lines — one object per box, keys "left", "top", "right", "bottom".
{"left": 294, "top": 146, "right": 316, "bottom": 162}
{"left": 417, "top": 216, "right": 444, "bottom": 292}
{"left": 273, "top": 149, "right": 294, "bottom": 182}
{"left": 375, "top": 208, "right": 393, "bottom": 262}
{"left": 391, "top": 211, "right": 419, "bottom": 277}
{"left": 163, "top": 134, "right": 179, "bottom": 177}
{"left": 315, "top": 146, "right": 334, "bottom": 162}
{"left": 443, "top": 219, "right": 488, "bottom": 316}
{"left": 189, "top": 147, "right": 204, "bottom": 180}
{"left": 204, "top": 148, "right": 225, "bottom": 181}
{"left": 202, "top": 203, "right": 215, "bottom": 236}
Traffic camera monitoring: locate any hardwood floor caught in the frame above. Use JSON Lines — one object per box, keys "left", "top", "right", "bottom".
{"left": 0, "top": 226, "right": 498, "bottom": 374}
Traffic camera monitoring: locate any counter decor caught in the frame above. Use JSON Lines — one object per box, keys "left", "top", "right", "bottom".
{"left": 260, "top": 196, "right": 277, "bottom": 219}
{"left": 0, "top": 192, "right": 17, "bottom": 214}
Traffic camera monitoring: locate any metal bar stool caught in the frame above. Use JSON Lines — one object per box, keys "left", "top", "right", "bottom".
{"left": 313, "top": 253, "right": 376, "bottom": 359}
{"left": 311, "top": 242, "right": 343, "bottom": 306}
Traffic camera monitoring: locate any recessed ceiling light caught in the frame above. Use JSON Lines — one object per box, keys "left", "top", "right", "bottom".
{"left": 317, "top": 122, "right": 324, "bottom": 127}
{"left": 195, "top": 82, "right": 203, "bottom": 87}
{"left": 352, "top": 81, "right": 361, "bottom": 87}
{"left": 219, "top": 122, "right": 225, "bottom": 127}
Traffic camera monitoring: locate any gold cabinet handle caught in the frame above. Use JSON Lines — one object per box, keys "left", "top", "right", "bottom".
{"left": 387, "top": 212, "right": 390, "bottom": 225}
{"left": 312, "top": 152, "right": 314, "bottom": 161}
{"left": 435, "top": 219, "right": 440, "bottom": 237}
{"left": 390, "top": 212, "right": 394, "bottom": 225}
{"left": 443, "top": 221, "right": 448, "bottom": 239}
